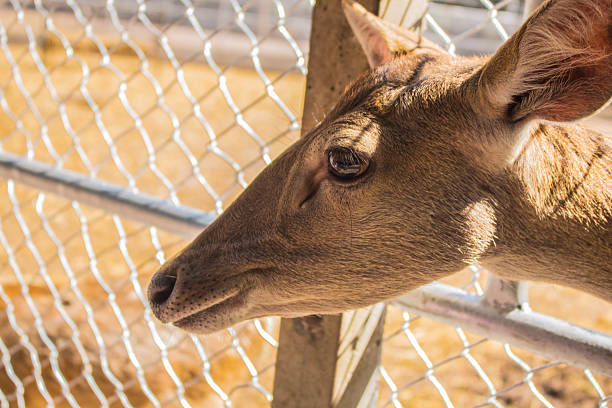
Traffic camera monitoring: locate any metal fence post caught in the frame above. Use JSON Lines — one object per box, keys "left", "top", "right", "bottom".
{"left": 523, "top": 0, "right": 546, "bottom": 19}
{"left": 480, "top": 0, "right": 547, "bottom": 329}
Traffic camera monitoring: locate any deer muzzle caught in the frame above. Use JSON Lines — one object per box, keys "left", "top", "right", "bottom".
{"left": 147, "top": 253, "right": 249, "bottom": 327}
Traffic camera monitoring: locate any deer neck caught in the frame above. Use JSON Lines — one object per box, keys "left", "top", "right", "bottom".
{"left": 481, "top": 122, "right": 612, "bottom": 299}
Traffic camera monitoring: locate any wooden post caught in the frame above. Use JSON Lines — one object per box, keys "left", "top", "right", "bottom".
{"left": 272, "top": 0, "right": 433, "bottom": 406}
{"left": 271, "top": 1, "right": 380, "bottom": 407}
{"left": 332, "top": 304, "right": 386, "bottom": 408}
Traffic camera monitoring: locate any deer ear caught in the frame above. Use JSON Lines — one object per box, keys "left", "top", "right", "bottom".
{"left": 342, "top": 0, "right": 443, "bottom": 68}
{"left": 477, "top": 0, "right": 612, "bottom": 123}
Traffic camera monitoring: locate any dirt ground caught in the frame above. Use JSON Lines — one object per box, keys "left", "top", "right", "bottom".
{"left": 0, "top": 35, "right": 610, "bottom": 408}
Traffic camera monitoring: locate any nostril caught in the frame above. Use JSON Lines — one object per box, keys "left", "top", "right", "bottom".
{"left": 149, "top": 273, "right": 177, "bottom": 305}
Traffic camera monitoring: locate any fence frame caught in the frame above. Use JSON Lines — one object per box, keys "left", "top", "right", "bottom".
{"left": 0, "top": 0, "right": 610, "bottom": 407}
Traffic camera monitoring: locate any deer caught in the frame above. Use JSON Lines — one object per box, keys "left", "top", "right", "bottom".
{"left": 148, "top": 0, "right": 612, "bottom": 334}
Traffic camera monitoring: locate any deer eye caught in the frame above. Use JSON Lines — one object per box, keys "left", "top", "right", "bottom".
{"left": 327, "top": 148, "right": 370, "bottom": 180}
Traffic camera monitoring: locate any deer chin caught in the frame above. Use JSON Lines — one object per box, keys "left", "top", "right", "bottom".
{"left": 172, "top": 290, "right": 252, "bottom": 334}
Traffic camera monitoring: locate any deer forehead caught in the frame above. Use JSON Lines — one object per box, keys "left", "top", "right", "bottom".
{"left": 345, "top": 58, "right": 480, "bottom": 123}
{"left": 323, "top": 116, "right": 382, "bottom": 155}
{"left": 331, "top": 56, "right": 452, "bottom": 113}
{"left": 300, "top": 55, "right": 496, "bottom": 168}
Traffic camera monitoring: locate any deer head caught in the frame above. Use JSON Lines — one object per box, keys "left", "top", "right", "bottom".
{"left": 148, "top": 0, "right": 612, "bottom": 333}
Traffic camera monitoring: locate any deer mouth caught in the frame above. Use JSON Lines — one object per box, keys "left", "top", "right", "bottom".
{"left": 172, "top": 291, "right": 249, "bottom": 333}
{"left": 149, "top": 268, "right": 268, "bottom": 333}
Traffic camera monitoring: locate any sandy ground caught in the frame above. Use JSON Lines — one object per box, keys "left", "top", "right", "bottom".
{"left": 0, "top": 35, "right": 610, "bottom": 408}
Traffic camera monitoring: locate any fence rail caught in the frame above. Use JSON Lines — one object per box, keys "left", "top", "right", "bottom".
{"left": 0, "top": 151, "right": 214, "bottom": 240}
{"left": 0, "top": 0, "right": 610, "bottom": 407}
{"left": 396, "top": 282, "right": 612, "bottom": 377}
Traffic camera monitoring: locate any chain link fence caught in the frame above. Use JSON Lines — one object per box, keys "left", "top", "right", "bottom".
{"left": 0, "top": 0, "right": 609, "bottom": 407}
{"left": 0, "top": 0, "right": 309, "bottom": 406}
{"left": 380, "top": 269, "right": 612, "bottom": 408}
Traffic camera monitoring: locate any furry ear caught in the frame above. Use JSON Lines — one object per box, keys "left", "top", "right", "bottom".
{"left": 477, "top": 0, "right": 612, "bottom": 123}
{"left": 342, "top": 0, "right": 443, "bottom": 68}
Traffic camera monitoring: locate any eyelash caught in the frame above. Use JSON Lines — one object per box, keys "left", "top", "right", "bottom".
{"left": 327, "top": 148, "right": 370, "bottom": 180}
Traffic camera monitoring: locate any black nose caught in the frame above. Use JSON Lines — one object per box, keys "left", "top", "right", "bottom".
{"left": 148, "top": 272, "right": 177, "bottom": 305}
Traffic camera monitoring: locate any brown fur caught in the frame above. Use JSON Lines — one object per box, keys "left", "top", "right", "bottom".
{"left": 148, "top": 0, "right": 612, "bottom": 334}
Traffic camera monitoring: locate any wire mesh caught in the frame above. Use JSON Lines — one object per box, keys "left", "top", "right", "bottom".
{"left": 0, "top": 0, "right": 308, "bottom": 406}
{"left": 0, "top": 0, "right": 610, "bottom": 407}
{"left": 379, "top": 268, "right": 612, "bottom": 408}
{"left": 0, "top": 0, "right": 310, "bottom": 211}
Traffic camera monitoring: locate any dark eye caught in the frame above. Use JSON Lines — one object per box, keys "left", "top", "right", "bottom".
{"left": 327, "top": 148, "right": 370, "bottom": 180}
